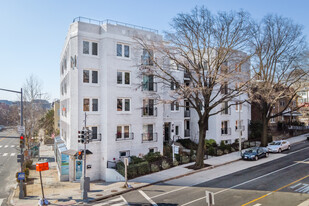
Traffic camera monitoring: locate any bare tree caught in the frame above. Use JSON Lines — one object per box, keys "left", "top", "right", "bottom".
{"left": 249, "top": 14, "right": 308, "bottom": 146}
{"left": 136, "top": 7, "right": 252, "bottom": 169}
{"left": 22, "top": 75, "right": 49, "bottom": 146}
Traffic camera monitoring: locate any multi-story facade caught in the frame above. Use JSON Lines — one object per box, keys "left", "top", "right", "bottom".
{"left": 59, "top": 17, "right": 251, "bottom": 182}
{"left": 52, "top": 100, "right": 60, "bottom": 132}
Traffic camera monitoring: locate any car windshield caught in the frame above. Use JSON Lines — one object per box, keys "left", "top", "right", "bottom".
{"left": 246, "top": 149, "right": 257, "bottom": 153}
{"left": 269, "top": 142, "right": 281, "bottom": 145}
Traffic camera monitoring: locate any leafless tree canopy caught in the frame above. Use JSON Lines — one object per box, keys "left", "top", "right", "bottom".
{"left": 136, "top": 7, "right": 252, "bottom": 168}
{"left": 249, "top": 14, "right": 308, "bottom": 146}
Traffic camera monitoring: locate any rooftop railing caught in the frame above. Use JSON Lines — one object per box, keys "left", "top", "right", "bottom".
{"left": 73, "top": 16, "right": 158, "bottom": 34}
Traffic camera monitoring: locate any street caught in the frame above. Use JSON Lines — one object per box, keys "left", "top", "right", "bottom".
{"left": 90, "top": 141, "right": 309, "bottom": 206}
{"left": 0, "top": 127, "right": 20, "bottom": 206}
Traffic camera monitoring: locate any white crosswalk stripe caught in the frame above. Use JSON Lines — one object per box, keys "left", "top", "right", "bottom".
{"left": 10, "top": 153, "right": 15, "bottom": 156}
{"left": 93, "top": 196, "right": 127, "bottom": 206}
{"left": 4, "top": 145, "right": 8, "bottom": 148}
{"left": 3, "top": 153, "right": 8, "bottom": 156}
{"left": 0, "top": 145, "right": 2, "bottom": 148}
{"left": 0, "top": 198, "right": 4, "bottom": 206}
{"left": 11, "top": 145, "right": 15, "bottom": 148}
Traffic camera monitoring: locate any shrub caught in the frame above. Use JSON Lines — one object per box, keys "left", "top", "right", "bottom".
{"left": 219, "top": 141, "right": 226, "bottom": 150}
{"left": 231, "top": 147, "right": 236, "bottom": 152}
{"left": 163, "top": 144, "right": 172, "bottom": 158}
{"left": 182, "top": 156, "right": 190, "bottom": 164}
{"left": 150, "top": 164, "right": 160, "bottom": 172}
{"left": 127, "top": 165, "right": 138, "bottom": 179}
{"left": 24, "top": 159, "right": 33, "bottom": 169}
{"left": 143, "top": 152, "right": 162, "bottom": 163}
{"left": 116, "top": 161, "right": 125, "bottom": 176}
{"left": 205, "top": 139, "right": 217, "bottom": 149}
{"left": 130, "top": 156, "right": 145, "bottom": 164}
{"left": 176, "top": 139, "right": 198, "bottom": 150}
{"left": 217, "top": 149, "right": 224, "bottom": 156}
{"left": 161, "top": 160, "right": 170, "bottom": 170}
{"left": 223, "top": 149, "right": 229, "bottom": 154}
{"left": 173, "top": 160, "right": 179, "bottom": 166}
{"left": 136, "top": 162, "right": 150, "bottom": 176}
{"left": 190, "top": 154, "right": 196, "bottom": 161}
{"left": 206, "top": 146, "right": 215, "bottom": 156}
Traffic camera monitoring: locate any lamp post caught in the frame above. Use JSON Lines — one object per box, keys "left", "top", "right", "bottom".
{"left": 0, "top": 88, "right": 24, "bottom": 198}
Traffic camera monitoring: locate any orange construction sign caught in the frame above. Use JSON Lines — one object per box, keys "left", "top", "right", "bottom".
{"left": 36, "top": 162, "right": 49, "bottom": 172}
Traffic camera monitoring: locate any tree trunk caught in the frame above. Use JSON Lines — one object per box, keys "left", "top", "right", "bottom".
{"left": 194, "top": 118, "right": 208, "bottom": 169}
{"left": 261, "top": 113, "right": 269, "bottom": 147}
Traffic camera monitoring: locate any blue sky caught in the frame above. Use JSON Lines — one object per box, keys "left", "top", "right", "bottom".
{"left": 1, "top": 0, "right": 309, "bottom": 101}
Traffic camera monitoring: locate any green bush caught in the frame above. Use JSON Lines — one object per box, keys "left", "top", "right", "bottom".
{"left": 207, "top": 146, "right": 215, "bottom": 156}
{"left": 176, "top": 139, "right": 198, "bottom": 150}
{"left": 161, "top": 160, "right": 170, "bottom": 170}
{"left": 173, "top": 160, "right": 179, "bottom": 166}
{"left": 143, "top": 152, "right": 162, "bottom": 163}
{"left": 205, "top": 139, "right": 217, "bottom": 149}
{"left": 116, "top": 161, "right": 125, "bottom": 176}
{"left": 190, "top": 154, "right": 196, "bottom": 161}
{"left": 150, "top": 164, "right": 160, "bottom": 172}
{"left": 182, "top": 155, "right": 190, "bottom": 164}
{"left": 136, "top": 162, "right": 150, "bottom": 176}
{"left": 127, "top": 165, "right": 138, "bottom": 179}
{"left": 130, "top": 156, "right": 145, "bottom": 164}
{"left": 163, "top": 144, "right": 172, "bottom": 158}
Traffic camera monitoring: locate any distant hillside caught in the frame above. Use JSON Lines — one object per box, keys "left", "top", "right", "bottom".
{"left": 0, "top": 100, "right": 14, "bottom": 105}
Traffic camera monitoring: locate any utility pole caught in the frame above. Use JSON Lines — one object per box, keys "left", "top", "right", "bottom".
{"left": 238, "top": 99, "right": 242, "bottom": 157}
{"left": 0, "top": 88, "right": 24, "bottom": 198}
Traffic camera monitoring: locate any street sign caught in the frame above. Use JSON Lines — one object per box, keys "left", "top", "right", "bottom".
{"left": 36, "top": 162, "right": 49, "bottom": 172}
{"left": 174, "top": 145, "right": 179, "bottom": 154}
{"left": 17, "top": 126, "right": 25, "bottom": 134}
{"left": 18, "top": 172, "right": 25, "bottom": 180}
{"left": 124, "top": 158, "right": 129, "bottom": 166}
{"left": 205, "top": 190, "right": 215, "bottom": 206}
{"left": 17, "top": 154, "right": 24, "bottom": 163}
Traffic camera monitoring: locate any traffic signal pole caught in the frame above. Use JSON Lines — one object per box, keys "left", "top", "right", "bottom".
{"left": 82, "top": 113, "right": 88, "bottom": 201}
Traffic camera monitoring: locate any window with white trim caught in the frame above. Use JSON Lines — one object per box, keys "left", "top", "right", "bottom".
{"left": 117, "top": 98, "right": 130, "bottom": 112}
{"left": 117, "top": 71, "right": 130, "bottom": 85}
{"left": 171, "top": 101, "right": 179, "bottom": 111}
{"left": 83, "top": 98, "right": 99, "bottom": 112}
{"left": 83, "top": 41, "right": 98, "bottom": 56}
{"left": 83, "top": 70, "right": 99, "bottom": 84}
{"left": 116, "top": 43, "right": 130, "bottom": 58}
{"left": 236, "top": 102, "right": 242, "bottom": 112}
{"left": 119, "top": 150, "right": 130, "bottom": 157}
{"left": 116, "top": 125, "right": 131, "bottom": 139}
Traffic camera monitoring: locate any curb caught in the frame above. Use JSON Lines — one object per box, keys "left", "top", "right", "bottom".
{"left": 90, "top": 157, "right": 241, "bottom": 203}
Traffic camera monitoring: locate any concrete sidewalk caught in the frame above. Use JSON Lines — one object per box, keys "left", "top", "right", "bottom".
{"left": 10, "top": 133, "right": 309, "bottom": 205}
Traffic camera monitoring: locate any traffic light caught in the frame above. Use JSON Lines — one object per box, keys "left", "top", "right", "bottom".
{"left": 78, "top": 151, "right": 83, "bottom": 160}
{"left": 88, "top": 130, "right": 93, "bottom": 141}
{"left": 20, "top": 135, "right": 24, "bottom": 148}
{"left": 78, "top": 130, "right": 85, "bottom": 144}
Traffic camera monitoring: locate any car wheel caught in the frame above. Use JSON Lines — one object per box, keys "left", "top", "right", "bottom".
{"left": 255, "top": 156, "right": 258, "bottom": 161}
{"left": 278, "top": 148, "right": 282, "bottom": 153}
{"left": 288, "top": 146, "right": 291, "bottom": 150}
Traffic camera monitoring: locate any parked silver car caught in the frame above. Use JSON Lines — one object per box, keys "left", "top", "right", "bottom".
{"left": 267, "top": 140, "right": 291, "bottom": 153}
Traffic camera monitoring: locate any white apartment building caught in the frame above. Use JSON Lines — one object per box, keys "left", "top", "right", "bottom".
{"left": 58, "top": 17, "right": 251, "bottom": 182}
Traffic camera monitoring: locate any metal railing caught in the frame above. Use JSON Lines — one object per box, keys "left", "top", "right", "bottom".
{"left": 221, "top": 128, "right": 231, "bottom": 135}
{"left": 184, "top": 110, "right": 190, "bottom": 117}
{"left": 235, "top": 126, "right": 245, "bottom": 131}
{"left": 115, "top": 133, "right": 134, "bottom": 141}
{"left": 142, "top": 107, "right": 157, "bottom": 117}
{"left": 184, "top": 129, "right": 190, "bottom": 137}
{"left": 288, "top": 126, "right": 309, "bottom": 130}
{"left": 142, "top": 133, "right": 158, "bottom": 142}
{"left": 73, "top": 17, "right": 158, "bottom": 33}
{"left": 91, "top": 133, "right": 102, "bottom": 141}
{"left": 141, "top": 82, "right": 157, "bottom": 92}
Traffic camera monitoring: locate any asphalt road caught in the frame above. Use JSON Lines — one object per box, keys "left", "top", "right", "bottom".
{"left": 91, "top": 140, "right": 309, "bottom": 206}
{"left": 0, "top": 128, "right": 20, "bottom": 206}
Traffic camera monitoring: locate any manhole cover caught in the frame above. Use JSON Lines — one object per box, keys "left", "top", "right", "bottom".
{"left": 111, "top": 190, "right": 118, "bottom": 193}
{"left": 96, "top": 194, "right": 103, "bottom": 196}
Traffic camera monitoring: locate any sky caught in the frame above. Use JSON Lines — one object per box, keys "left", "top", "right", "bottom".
{"left": 1, "top": 0, "right": 309, "bottom": 102}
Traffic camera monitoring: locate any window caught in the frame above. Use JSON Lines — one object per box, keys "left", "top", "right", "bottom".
{"left": 117, "top": 98, "right": 130, "bottom": 112}
{"left": 149, "top": 147, "right": 157, "bottom": 153}
{"left": 142, "top": 75, "right": 155, "bottom": 91}
{"left": 143, "top": 99, "right": 155, "bottom": 116}
{"left": 280, "top": 100, "right": 285, "bottom": 106}
{"left": 83, "top": 41, "right": 89, "bottom": 54}
{"left": 142, "top": 49, "right": 153, "bottom": 65}
{"left": 92, "top": 99, "right": 98, "bottom": 111}
{"left": 221, "top": 82, "right": 228, "bottom": 94}
{"left": 175, "top": 125, "right": 179, "bottom": 135}
{"left": 171, "top": 101, "right": 179, "bottom": 111}
{"left": 221, "top": 101, "right": 229, "bottom": 114}
{"left": 92, "top": 42, "right": 98, "bottom": 55}
{"left": 92, "top": 71, "right": 98, "bottom": 83}
{"left": 83, "top": 40, "right": 98, "bottom": 56}
{"left": 83, "top": 70, "right": 89, "bottom": 83}
{"left": 91, "top": 127, "right": 97, "bottom": 139}
{"left": 119, "top": 150, "right": 130, "bottom": 157}
{"left": 236, "top": 102, "right": 242, "bottom": 111}
{"left": 221, "top": 121, "right": 229, "bottom": 135}
{"left": 117, "top": 71, "right": 130, "bottom": 85}
{"left": 83, "top": 99, "right": 89, "bottom": 111}
{"left": 116, "top": 125, "right": 131, "bottom": 139}
{"left": 117, "top": 43, "right": 130, "bottom": 58}
{"left": 143, "top": 124, "right": 154, "bottom": 141}
{"left": 83, "top": 70, "right": 98, "bottom": 84}
{"left": 235, "top": 120, "right": 243, "bottom": 130}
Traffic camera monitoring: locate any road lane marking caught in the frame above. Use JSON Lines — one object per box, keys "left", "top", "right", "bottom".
{"left": 4, "top": 145, "right": 8, "bottom": 148}
{"left": 241, "top": 174, "right": 309, "bottom": 206}
{"left": 3, "top": 153, "right": 8, "bottom": 156}
{"left": 181, "top": 156, "right": 309, "bottom": 206}
{"left": 138, "top": 190, "right": 158, "bottom": 206}
{"left": 253, "top": 204, "right": 262, "bottom": 206}
{"left": 290, "top": 183, "right": 302, "bottom": 189}
{"left": 120, "top": 195, "right": 128, "bottom": 205}
{"left": 93, "top": 197, "right": 125, "bottom": 206}
{"left": 0, "top": 146, "right": 2, "bottom": 148}
{"left": 10, "top": 153, "right": 15, "bottom": 156}
{"left": 151, "top": 186, "right": 189, "bottom": 199}
{"left": 11, "top": 145, "right": 14, "bottom": 148}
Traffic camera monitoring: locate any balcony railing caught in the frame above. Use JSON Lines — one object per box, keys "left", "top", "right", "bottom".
{"left": 184, "top": 129, "right": 190, "bottom": 137}
{"left": 142, "top": 133, "right": 158, "bottom": 142}
{"left": 115, "top": 133, "right": 134, "bottom": 141}
{"left": 221, "top": 128, "right": 231, "bottom": 135}
{"left": 184, "top": 110, "right": 190, "bottom": 117}
{"left": 142, "top": 107, "right": 157, "bottom": 117}
{"left": 141, "top": 56, "right": 154, "bottom": 66}
{"left": 221, "top": 108, "right": 231, "bottom": 115}
{"left": 141, "top": 82, "right": 157, "bottom": 92}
